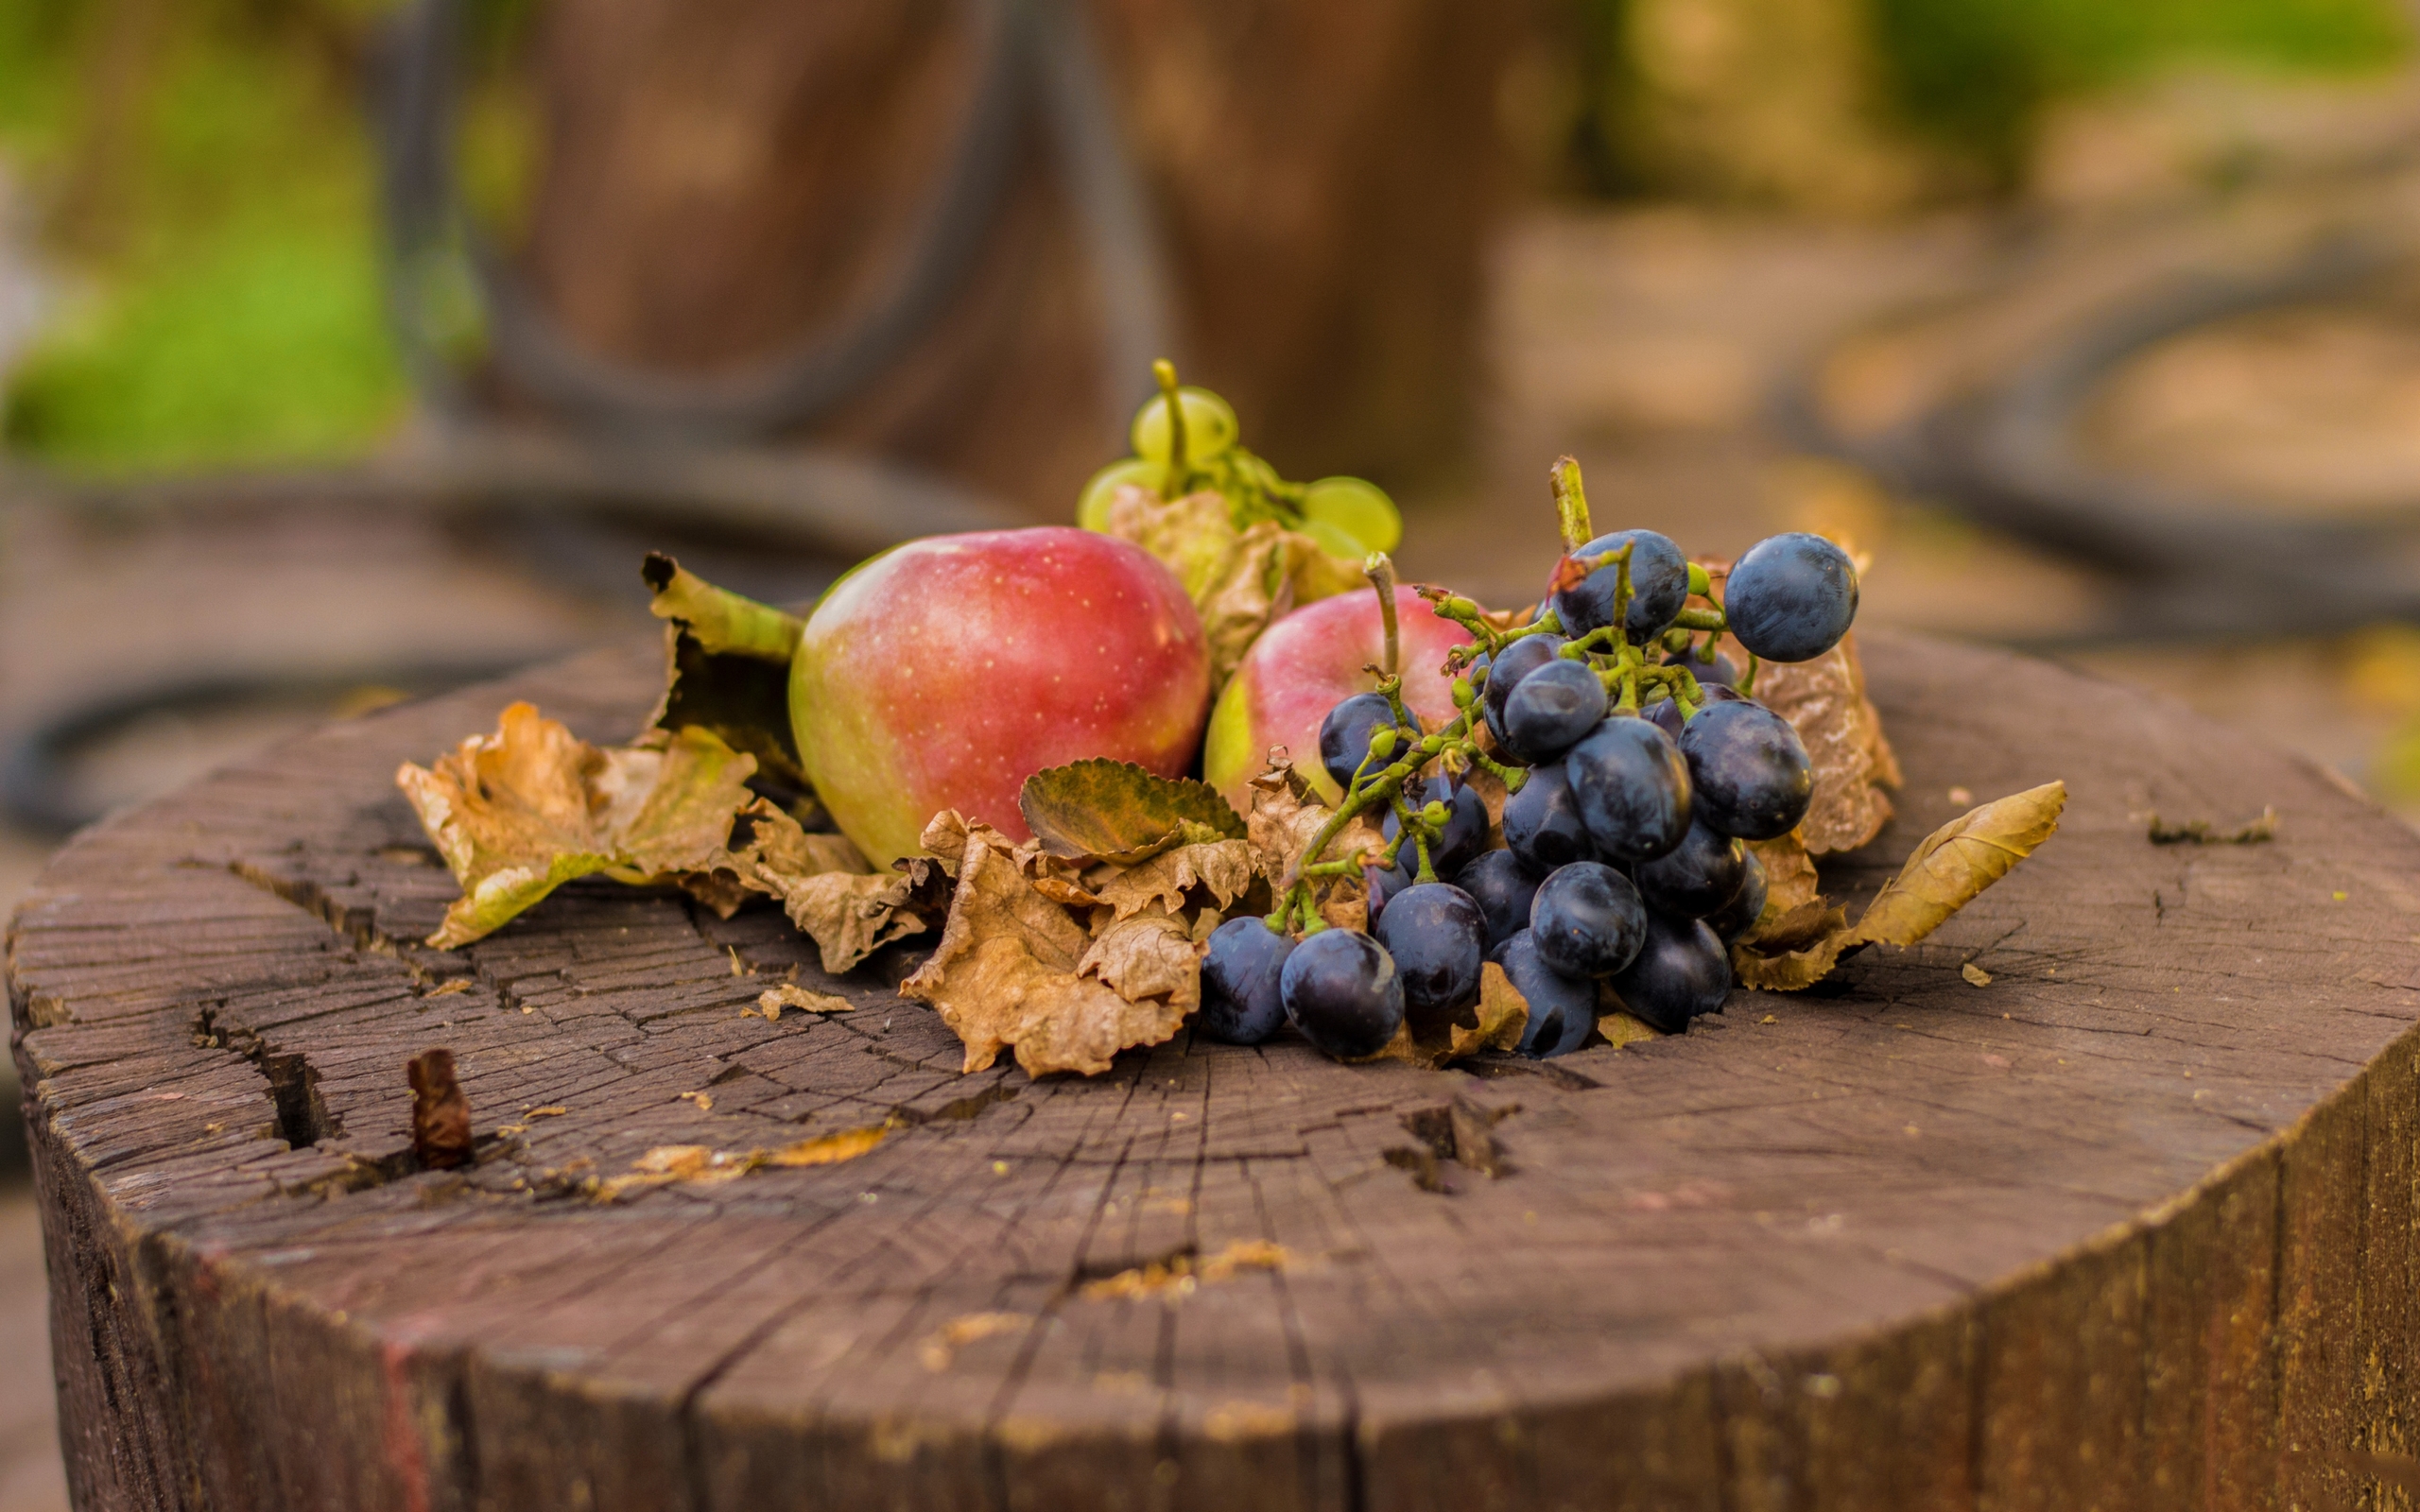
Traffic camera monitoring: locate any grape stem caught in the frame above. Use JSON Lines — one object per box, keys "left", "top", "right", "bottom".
{"left": 1272, "top": 457, "right": 1744, "bottom": 935}
{"left": 1551, "top": 455, "right": 1592, "bottom": 553}
{"left": 1365, "top": 554, "right": 1400, "bottom": 679}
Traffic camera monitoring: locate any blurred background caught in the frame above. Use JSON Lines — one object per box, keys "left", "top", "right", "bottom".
{"left": 9, "top": 0, "right": 2420, "bottom": 1503}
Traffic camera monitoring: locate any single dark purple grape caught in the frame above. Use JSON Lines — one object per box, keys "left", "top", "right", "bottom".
{"left": 1530, "top": 861, "right": 1648, "bottom": 979}
{"left": 1319, "top": 692, "right": 1420, "bottom": 794}
{"left": 1664, "top": 644, "right": 1738, "bottom": 687}
{"left": 1633, "top": 819, "right": 1747, "bottom": 919}
{"left": 1480, "top": 633, "right": 1566, "bottom": 746}
{"left": 1374, "top": 883, "right": 1487, "bottom": 1034}
{"left": 1703, "top": 848, "right": 1768, "bottom": 943}
{"left": 1280, "top": 929, "right": 1406, "bottom": 1059}
{"left": 1607, "top": 912, "right": 1731, "bottom": 1032}
{"left": 1492, "top": 929, "right": 1596, "bottom": 1058}
{"left": 1502, "top": 759, "right": 1592, "bottom": 874}
{"left": 1725, "top": 533, "right": 1858, "bottom": 663}
{"left": 1199, "top": 917, "right": 1295, "bottom": 1044}
{"left": 1551, "top": 529, "right": 1690, "bottom": 645}
{"left": 1565, "top": 715, "right": 1693, "bottom": 863}
{"left": 1382, "top": 775, "right": 1489, "bottom": 881}
{"left": 1455, "top": 849, "right": 1540, "bottom": 953}
{"left": 1677, "top": 699, "right": 1811, "bottom": 841}
{"left": 1501, "top": 658, "right": 1607, "bottom": 761}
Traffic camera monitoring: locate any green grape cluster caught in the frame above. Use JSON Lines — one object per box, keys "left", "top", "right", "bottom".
{"left": 1076, "top": 361, "right": 1403, "bottom": 559}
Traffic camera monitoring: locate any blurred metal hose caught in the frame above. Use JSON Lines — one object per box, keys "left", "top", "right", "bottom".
{"left": 1777, "top": 235, "right": 2420, "bottom": 644}
{"left": 373, "top": 0, "right": 1173, "bottom": 446}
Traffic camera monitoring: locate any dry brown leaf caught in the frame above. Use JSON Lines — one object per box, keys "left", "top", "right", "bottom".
{"left": 759, "top": 984, "right": 856, "bottom": 1020}
{"left": 1733, "top": 782, "right": 2066, "bottom": 990}
{"left": 1745, "top": 833, "right": 1822, "bottom": 927}
{"left": 1245, "top": 760, "right": 1387, "bottom": 888}
{"left": 399, "top": 705, "right": 768, "bottom": 949}
{"left": 1093, "top": 840, "right": 1256, "bottom": 920}
{"left": 773, "top": 868, "right": 945, "bottom": 975}
{"left": 1080, "top": 911, "right": 1202, "bottom": 1015}
{"left": 1750, "top": 631, "right": 1899, "bottom": 855}
{"left": 900, "top": 829, "right": 1191, "bottom": 1076}
{"left": 406, "top": 1049, "right": 472, "bottom": 1169}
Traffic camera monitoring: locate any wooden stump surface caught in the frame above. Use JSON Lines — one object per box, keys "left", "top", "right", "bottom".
{"left": 12, "top": 629, "right": 2420, "bottom": 1512}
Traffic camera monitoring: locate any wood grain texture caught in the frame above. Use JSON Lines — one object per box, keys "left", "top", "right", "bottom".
{"left": 13, "top": 629, "right": 2420, "bottom": 1511}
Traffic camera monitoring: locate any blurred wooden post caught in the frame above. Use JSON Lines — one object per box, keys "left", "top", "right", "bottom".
{"left": 516, "top": 0, "right": 1512, "bottom": 515}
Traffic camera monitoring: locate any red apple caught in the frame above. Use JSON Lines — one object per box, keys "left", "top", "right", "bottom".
{"left": 791, "top": 527, "right": 1211, "bottom": 865}
{"left": 1201, "top": 587, "right": 1474, "bottom": 811}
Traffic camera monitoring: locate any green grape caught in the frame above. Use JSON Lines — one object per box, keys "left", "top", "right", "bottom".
{"left": 1076, "top": 456, "right": 1162, "bottom": 532}
{"left": 1296, "top": 515, "right": 1367, "bottom": 560}
{"left": 1130, "top": 387, "right": 1239, "bottom": 467}
{"left": 1300, "top": 476, "right": 1402, "bottom": 554}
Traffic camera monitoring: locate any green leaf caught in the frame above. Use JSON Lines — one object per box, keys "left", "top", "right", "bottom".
{"left": 1018, "top": 758, "right": 1247, "bottom": 865}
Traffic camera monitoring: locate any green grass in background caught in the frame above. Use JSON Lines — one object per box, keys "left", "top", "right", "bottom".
{"left": 1870, "top": 0, "right": 2411, "bottom": 179}
{"left": 0, "top": 1, "right": 406, "bottom": 472}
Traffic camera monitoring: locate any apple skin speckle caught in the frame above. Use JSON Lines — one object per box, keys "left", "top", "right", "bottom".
{"left": 792, "top": 526, "right": 1211, "bottom": 866}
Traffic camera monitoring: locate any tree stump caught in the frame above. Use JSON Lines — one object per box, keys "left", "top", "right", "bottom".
{"left": 11, "top": 629, "right": 2420, "bottom": 1511}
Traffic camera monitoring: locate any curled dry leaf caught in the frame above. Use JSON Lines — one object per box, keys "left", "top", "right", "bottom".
{"left": 1101, "top": 487, "right": 1358, "bottom": 687}
{"left": 900, "top": 826, "right": 1195, "bottom": 1077}
{"left": 1095, "top": 840, "right": 1256, "bottom": 921}
{"left": 769, "top": 866, "right": 946, "bottom": 975}
{"left": 641, "top": 553, "right": 808, "bottom": 789}
{"left": 1733, "top": 782, "right": 2066, "bottom": 991}
{"left": 1079, "top": 910, "right": 1202, "bottom": 1015}
{"left": 1752, "top": 630, "right": 1901, "bottom": 855}
{"left": 398, "top": 705, "right": 765, "bottom": 950}
{"left": 1018, "top": 758, "right": 1247, "bottom": 865}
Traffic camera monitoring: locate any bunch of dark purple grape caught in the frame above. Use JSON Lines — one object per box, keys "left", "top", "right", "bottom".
{"left": 1200, "top": 458, "right": 1860, "bottom": 1063}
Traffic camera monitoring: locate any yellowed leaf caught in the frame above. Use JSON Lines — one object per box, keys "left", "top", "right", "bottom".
{"left": 1364, "top": 960, "right": 1529, "bottom": 1067}
{"left": 1018, "top": 758, "right": 1246, "bottom": 864}
{"left": 398, "top": 705, "right": 763, "bottom": 950}
{"left": 759, "top": 984, "right": 856, "bottom": 1020}
{"left": 590, "top": 1123, "right": 890, "bottom": 1200}
{"left": 1078, "top": 1240, "right": 1289, "bottom": 1301}
{"left": 1962, "top": 962, "right": 1993, "bottom": 987}
{"left": 763, "top": 1125, "right": 891, "bottom": 1166}
{"left": 919, "top": 1312, "right": 1030, "bottom": 1372}
{"left": 1595, "top": 1009, "right": 1662, "bottom": 1048}
{"left": 1731, "top": 782, "right": 2066, "bottom": 991}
